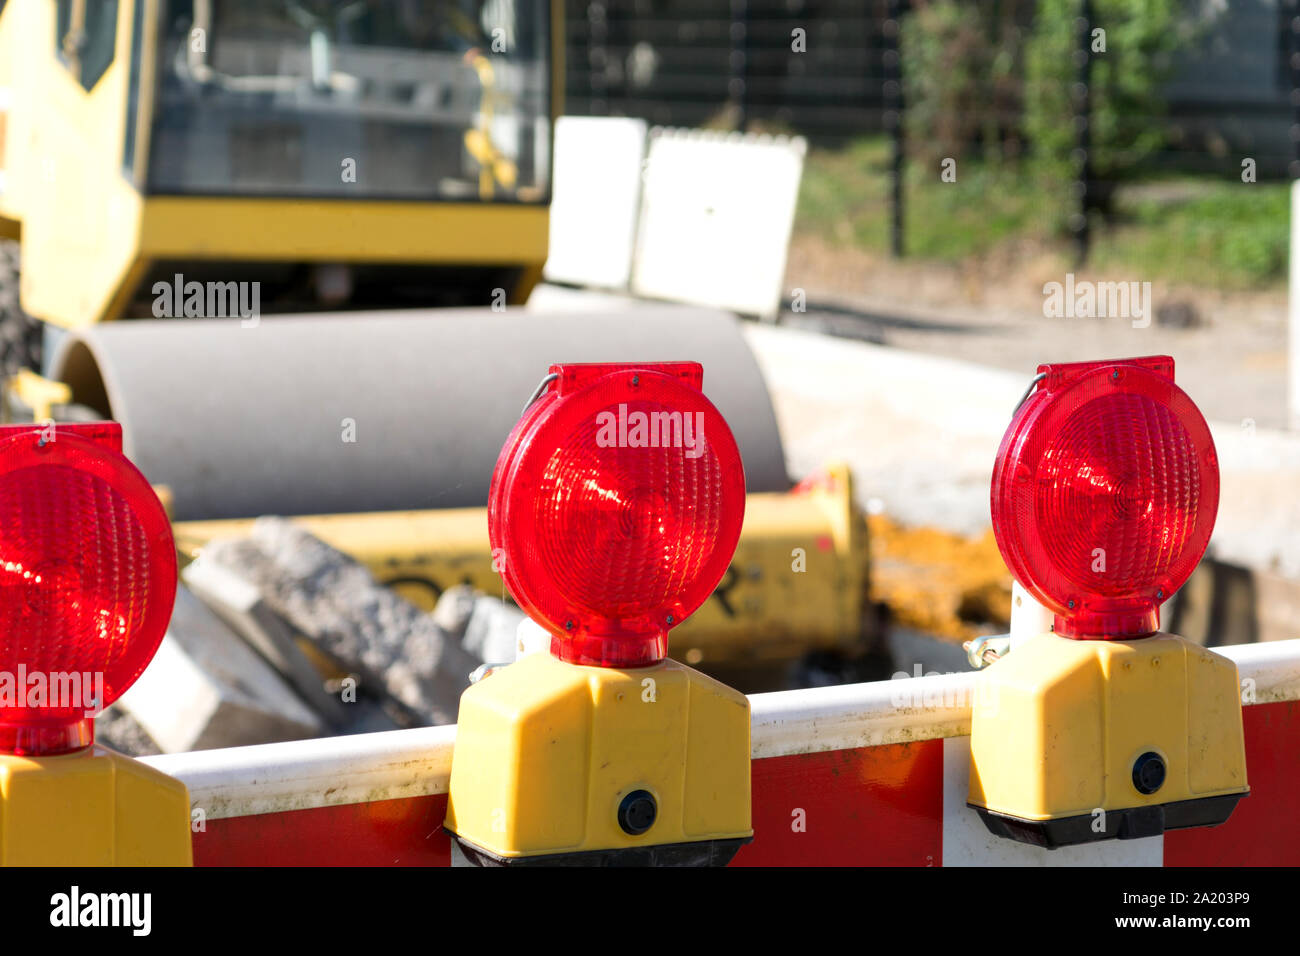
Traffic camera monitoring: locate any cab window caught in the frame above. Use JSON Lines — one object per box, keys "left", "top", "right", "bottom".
{"left": 56, "top": 0, "right": 120, "bottom": 91}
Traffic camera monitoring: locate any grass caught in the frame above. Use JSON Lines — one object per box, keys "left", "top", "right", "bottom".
{"left": 1092, "top": 182, "right": 1291, "bottom": 290}
{"left": 795, "top": 136, "right": 1291, "bottom": 291}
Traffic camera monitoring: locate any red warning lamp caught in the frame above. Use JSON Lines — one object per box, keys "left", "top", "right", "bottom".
{"left": 488, "top": 362, "right": 746, "bottom": 668}
{"left": 972, "top": 357, "right": 1246, "bottom": 847}
{"left": 0, "top": 422, "right": 177, "bottom": 755}
{"left": 449, "top": 362, "right": 753, "bottom": 864}
{"left": 990, "top": 356, "right": 1218, "bottom": 639}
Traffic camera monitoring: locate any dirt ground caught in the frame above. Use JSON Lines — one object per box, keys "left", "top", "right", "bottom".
{"left": 783, "top": 234, "right": 1291, "bottom": 430}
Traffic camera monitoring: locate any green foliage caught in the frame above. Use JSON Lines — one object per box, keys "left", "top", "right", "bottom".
{"left": 1024, "top": 0, "right": 1186, "bottom": 184}
{"left": 795, "top": 139, "right": 1290, "bottom": 291}
{"left": 796, "top": 137, "right": 1056, "bottom": 259}
{"left": 796, "top": 138, "right": 889, "bottom": 248}
{"left": 900, "top": 0, "right": 1026, "bottom": 166}
{"left": 1093, "top": 182, "right": 1291, "bottom": 288}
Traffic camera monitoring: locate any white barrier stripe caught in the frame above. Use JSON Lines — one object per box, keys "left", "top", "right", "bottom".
{"left": 939, "top": 737, "right": 1164, "bottom": 867}
{"left": 143, "top": 725, "right": 457, "bottom": 821}
{"left": 1226, "top": 639, "right": 1300, "bottom": 704}
{"left": 750, "top": 639, "right": 1300, "bottom": 758}
{"left": 748, "top": 671, "right": 972, "bottom": 759}
{"left": 141, "top": 640, "right": 1300, "bottom": 821}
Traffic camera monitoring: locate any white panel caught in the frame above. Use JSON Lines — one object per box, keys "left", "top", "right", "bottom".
{"left": 941, "top": 737, "right": 1164, "bottom": 866}
{"left": 142, "top": 724, "right": 457, "bottom": 819}
{"left": 543, "top": 116, "right": 647, "bottom": 289}
{"left": 632, "top": 128, "right": 805, "bottom": 320}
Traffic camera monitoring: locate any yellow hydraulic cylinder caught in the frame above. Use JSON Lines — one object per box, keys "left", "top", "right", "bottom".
{"left": 173, "top": 462, "right": 872, "bottom": 670}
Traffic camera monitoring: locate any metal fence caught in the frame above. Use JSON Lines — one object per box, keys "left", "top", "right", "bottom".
{"left": 564, "top": 0, "right": 1296, "bottom": 263}
{"left": 564, "top": 0, "right": 888, "bottom": 140}
{"left": 564, "top": 1, "right": 1291, "bottom": 163}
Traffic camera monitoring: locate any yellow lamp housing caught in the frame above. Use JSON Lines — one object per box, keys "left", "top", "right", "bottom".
{"left": 971, "top": 357, "right": 1247, "bottom": 848}
{"left": 444, "top": 362, "right": 754, "bottom": 865}
{"left": 445, "top": 650, "right": 752, "bottom": 866}
{"left": 967, "top": 632, "right": 1247, "bottom": 849}
{"left": 0, "top": 420, "right": 192, "bottom": 866}
{"left": 0, "top": 748, "right": 192, "bottom": 866}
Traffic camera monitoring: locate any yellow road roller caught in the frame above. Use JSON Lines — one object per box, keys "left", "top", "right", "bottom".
{"left": 0, "top": 1, "right": 882, "bottom": 687}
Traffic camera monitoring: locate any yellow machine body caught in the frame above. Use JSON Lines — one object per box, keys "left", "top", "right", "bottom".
{"left": 0, "top": 0, "right": 563, "bottom": 329}
{"left": 444, "top": 650, "right": 752, "bottom": 865}
{"left": 0, "top": 746, "right": 192, "bottom": 866}
{"left": 968, "top": 631, "right": 1248, "bottom": 847}
{"left": 173, "top": 463, "right": 875, "bottom": 679}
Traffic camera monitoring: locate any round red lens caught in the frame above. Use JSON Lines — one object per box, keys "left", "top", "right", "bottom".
{"left": 991, "top": 359, "right": 1218, "bottom": 639}
{"left": 0, "top": 430, "right": 177, "bottom": 754}
{"left": 489, "top": 364, "right": 746, "bottom": 667}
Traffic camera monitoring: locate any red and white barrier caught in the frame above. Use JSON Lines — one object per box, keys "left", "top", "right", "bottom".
{"left": 142, "top": 639, "right": 1300, "bottom": 867}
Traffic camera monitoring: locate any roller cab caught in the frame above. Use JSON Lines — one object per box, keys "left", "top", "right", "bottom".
{"left": 0, "top": 0, "right": 562, "bottom": 382}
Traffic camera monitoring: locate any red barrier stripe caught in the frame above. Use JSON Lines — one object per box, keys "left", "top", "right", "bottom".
{"left": 1164, "top": 700, "right": 1300, "bottom": 866}
{"left": 194, "top": 794, "right": 451, "bottom": 867}
{"left": 193, "top": 743, "right": 945, "bottom": 867}
{"left": 190, "top": 701, "right": 1298, "bottom": 866}
{"left": 734, "top": 740, "right": 943, "bottom": 866}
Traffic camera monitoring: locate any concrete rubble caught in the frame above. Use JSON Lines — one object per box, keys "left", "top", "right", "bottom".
{"left": 96, "top": 704, "right": 161, "bottom": 757}
{"left": 434, "top": 584, "right": 526, "bottom": 666}
{"left": 196, "top": 517, "right": 483, "bottom": 727}
{"left": 182, "top": 556, "right": 357, "bottom": 730}
{"left": 117, "top": 584, "right": 325, "bottom": 754}
{"left": 98, "top": 520, "right": 535, "bottom": 756}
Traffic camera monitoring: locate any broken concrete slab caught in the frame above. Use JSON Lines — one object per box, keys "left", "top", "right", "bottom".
{"left": 118, "top": 585, "right": 325, "bottom": 753}
{"left": 199, "top": 518, "right": 480, "bottom": 725}
{"left": 431, "top": 584, "right": 477, "bottom": 642}
{"left": 183, "top": 555, "right": 356, "bottom": 731}
{"left": 461, "top": 595, "right": 526, "bottom": 665}
{"left": 95, "top": 704, "right": 161, "bottom": 758}
{"left": 436, "top": 584, "right": 525, "bottom": 664}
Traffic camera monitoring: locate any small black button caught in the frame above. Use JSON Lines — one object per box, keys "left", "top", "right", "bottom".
{"left": 618, "top": 790, "right": 657, "bottom": 835}
{"left": 1132, "top": 751, "right": 1166, "bottom": 795}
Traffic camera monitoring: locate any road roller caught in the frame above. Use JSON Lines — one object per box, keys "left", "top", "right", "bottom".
{"left": 0, "top": 1, "right": 883, "bottom": 689}
{"left": 0, "top": 0, "right": 560, "bottom": 375}
{"left": 46, "top": 309, "right": 884, "bottom": 687}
